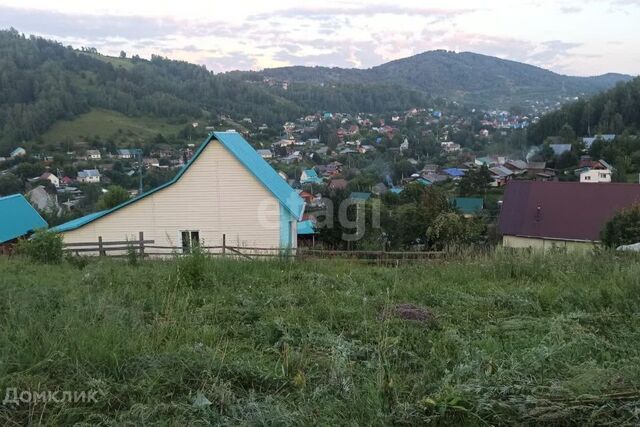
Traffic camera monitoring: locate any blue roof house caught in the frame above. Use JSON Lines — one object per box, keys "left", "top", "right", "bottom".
{"left": 300, "top": 169, "right": 323, "bottom": 185}
{"left": 53, "top": 132, "right": 305, "bottom": 254}
{"left": 0, "top": 194, "right": 48, "bottom": 244}
{"left": 442, "top": 168, "right": 466, "bottom": 178}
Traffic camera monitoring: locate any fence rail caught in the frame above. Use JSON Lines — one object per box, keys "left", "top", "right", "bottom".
{"left": 62, "top": 232, "right": 444, "bottom": 262}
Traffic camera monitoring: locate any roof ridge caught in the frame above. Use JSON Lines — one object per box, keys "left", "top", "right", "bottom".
{"left": 0, "top": 193, "right": 23, "bottom": 201}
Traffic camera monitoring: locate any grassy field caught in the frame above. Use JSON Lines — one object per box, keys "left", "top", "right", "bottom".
{"left": 1, "top": 251, "right": 640, "bottom": 425}
{"left": 41, "top": 108, "right": 184, "bottom": 146}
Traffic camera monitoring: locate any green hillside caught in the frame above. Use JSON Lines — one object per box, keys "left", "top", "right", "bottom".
{"left": 249, "top": 50, "right": 633, "bottom": 107}
{"left": 1, "top": 251, "right": 639, "bottom": 425}
{"left": 0, "top": 29, "right": 430, "bottom": 153}
{"left": 41, "top": 108, "right": 184, "bottom": 145}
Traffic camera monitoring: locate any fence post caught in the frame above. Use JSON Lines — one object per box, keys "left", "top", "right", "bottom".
{"left": 222, "top": 234, "right": 226, "bottom": 257}
{"left": 98, "top": 236, "right": 104, "bottom": 256}
{"left": 139, "top": 231, "right": 145, "bottom": 258}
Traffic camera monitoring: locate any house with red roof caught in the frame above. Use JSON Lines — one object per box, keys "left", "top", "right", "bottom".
{"left": 499, "top": 181, "right": 640, "bottom": 250}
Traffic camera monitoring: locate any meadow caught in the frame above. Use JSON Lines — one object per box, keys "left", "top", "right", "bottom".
{"left": 1, "top": 250, "right": 639, "bottom": 425}
{"left": 40, "top": 108, "right": 184, "bottom": 147}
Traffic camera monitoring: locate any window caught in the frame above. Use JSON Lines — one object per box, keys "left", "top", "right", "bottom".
{"left": 181, "top": 231, "right": 200, "bottom": 253}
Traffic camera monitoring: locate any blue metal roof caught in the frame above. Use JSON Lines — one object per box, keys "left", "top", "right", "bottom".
{"left": 443, "top": 168, "right": 465, "bottom": 177}
{"left": 297, "top": 220, "right": 316, "bottom": 235}
{"left": 53, "top": 132, "right": 304, "bottom": 233}
{"left": 0, "top": 194, "right": 48, "bottom": 243}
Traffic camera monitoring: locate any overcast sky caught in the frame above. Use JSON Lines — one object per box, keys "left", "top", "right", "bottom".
{"left": 1, "top": 0, "right": 639, "bottom": 76}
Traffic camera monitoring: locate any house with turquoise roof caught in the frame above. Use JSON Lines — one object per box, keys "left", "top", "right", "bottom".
{"left": 53, "top": 132, "right": 304, "bottom": 254}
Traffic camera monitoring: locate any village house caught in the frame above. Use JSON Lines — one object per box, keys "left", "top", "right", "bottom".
{"left": 441, "top": 141, "right": 461, "bottom": 153}
{"left": 300, "top": 169, "right": 323, "bottom": 185}
{"left": 452, "top": 197, "right": 484, "bottom": 217}
{"left": 580, "top": 168, "right": 612, "bottom": 183}
{"left": 117, "top": 149, "right": 137, "bottom": 160}
{"left": 77, "top": 169, "right": 101, "bottom": 183}
{"left": 499, "top": 181, "right": 640, "bottom": 250}
{"left": 86, "top": 149, "right": 102, "bottom": 160}
{"left": 10, "top": 147, "right": 26, "bottom": 158}
{"left": 53, "top": 132, "right": 305, "bottom": 254}
{"left": 489, "top": 166, "right": 514, "bottom": 186}
{"left": 39, "top": 172, "right": 60, "bottom": 188}
{"left": 582, "top": 134, "right": 615, "bottom": 149}
{"left": 256, "top": 149, "right": 273, "bottom": 159}
{"left": 0, "top": 194, "right": 48, "bottom": 250}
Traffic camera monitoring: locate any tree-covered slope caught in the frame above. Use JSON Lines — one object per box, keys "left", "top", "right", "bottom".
{"left": 251, "top": 50, "right": 633, "bottom": 107}
{"left": 527, "top": 76, "right": 640, "bottom": 144}
{"left": 0, "top": 29, "right": 431, "bottom": 151}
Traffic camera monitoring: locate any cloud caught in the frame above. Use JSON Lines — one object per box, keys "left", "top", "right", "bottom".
{"left": 252, "top": 4, "right": 476, "bottom": 20}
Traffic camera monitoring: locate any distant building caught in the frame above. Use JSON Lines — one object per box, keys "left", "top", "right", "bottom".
{"left": 39, "top": 172, "right": 60, "bottom": 188}
{"left": 77, "top": 169, "right": 101, "bottom": 183}
{"left": 256, "top": 149, "right": 273, "bottom": 159}
{"left": 580, "top": 169, "right": 612, "bottom": 183}
{"left": 86, "top": 149, "right": 102, "bottom": 160}
{"left": 452, "top": 197, "right": 484, "bottom": 217}
{"left": 10, "top": 147, "right": 26, "bottom": 158}
{"left": 117, "top": 149, "right": 137, "bottom": 159}
{"left": 582, "top": 134, "right": 615, "bottom": 149}
{"left": 300, "top": 169, "right": 323, "bottom": 185}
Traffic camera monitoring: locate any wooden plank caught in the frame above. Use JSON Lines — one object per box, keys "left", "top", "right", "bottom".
{"left": 63, "top": 240, "right": 154, "bottom": 247}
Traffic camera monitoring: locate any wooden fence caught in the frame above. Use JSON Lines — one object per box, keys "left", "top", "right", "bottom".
{"left": 62, "top": 232, "right": 443, "bottom": 263}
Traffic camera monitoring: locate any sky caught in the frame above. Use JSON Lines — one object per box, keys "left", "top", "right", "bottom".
{"left": 0, "top": 0, "right": 639, "bottom": 76}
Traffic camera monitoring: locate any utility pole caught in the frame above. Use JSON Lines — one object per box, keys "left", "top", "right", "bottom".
{"left": 137, "top": 149, "right": 143, "bottom": 194}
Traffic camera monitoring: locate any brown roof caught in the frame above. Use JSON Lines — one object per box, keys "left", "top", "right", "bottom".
{"left": 329, "top": 178, "right": 348, "bottom": 190}
{"left": 499, "top": 181, "right": 640, "bottom": 242}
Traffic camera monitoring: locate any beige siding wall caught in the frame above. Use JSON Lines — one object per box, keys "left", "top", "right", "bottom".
{"left": 62, "top": 141, "right": 285, "bottom": 254}
{"left": 503, "top": 235, "right": 597, "bottom": 252}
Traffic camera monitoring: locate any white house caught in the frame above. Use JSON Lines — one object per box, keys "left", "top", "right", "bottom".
{"left": 10, "top": 147, "right": 26, "bottom": 158}
{"left": 86, "top": 149, "right": 102, "bottom": 160}
{"left": 77, "top": 169, "right": 101, "bottom": 183}
{"left": 39, "top": 172, "right": 60, "bottom": 188}
{"left": 580, "top": 169, "right": 612, "bottom": 183}
{"left": 53, "top": 132, "right": 305, "bottom": 254}
{"left": 117, "top": 149, "right": 136, "bottom": 159}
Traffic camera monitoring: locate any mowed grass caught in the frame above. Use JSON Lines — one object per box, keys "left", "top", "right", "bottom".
{"left": 41, "top": 108, "right": 183, "bottom": 145}
{"left": 1, "top": 251, "right": 640, "bottom": 425}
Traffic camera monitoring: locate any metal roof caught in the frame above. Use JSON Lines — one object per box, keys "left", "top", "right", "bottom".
{"left": 53, "top": 132, "right": 304, "bottom": 233}
{"left": 0, "top": 194, "right": 48, "bottom": 243}
{"left": 452, "top": 197, "right": 484, "bottom": 215}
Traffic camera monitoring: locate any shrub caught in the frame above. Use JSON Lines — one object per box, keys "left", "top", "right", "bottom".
{"left": 176, "top": 246, "right": 208, "bottom": 287}
{"left": 601, "top": 204, "right": 640, "bottom": 248}
{"left": 65, "top": 254, "right": 90, "bottom": 269}
{"left": 17, "top": 230, "right": 63, "bottom": 264}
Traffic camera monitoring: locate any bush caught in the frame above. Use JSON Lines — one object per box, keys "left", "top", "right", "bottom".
{"left": 601, "top": 203, "right": 640, "bottom": 247}
{"left": 176, "top": 246, "right": 208, "bottom": 287}
{"left": 17, "top": 230, "right": 63, "bottom": 264}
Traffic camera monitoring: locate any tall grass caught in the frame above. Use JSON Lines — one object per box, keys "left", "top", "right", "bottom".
{"left": 0, "top": 250, "right": 639, "bottom": 425}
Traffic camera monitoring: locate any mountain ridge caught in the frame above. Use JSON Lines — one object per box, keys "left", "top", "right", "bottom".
{"left": 236, "top": 50, "right": 634, "bottom": 108}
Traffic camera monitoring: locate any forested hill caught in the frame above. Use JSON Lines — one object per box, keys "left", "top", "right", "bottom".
{"left": 238, "top": 51, "right": 633, "bottom": 107}
{"left": 527, "top": 76, "right": 640, "bottom": 144}
{"left": 0, "top": 29, "right": 430, "bottom": 150}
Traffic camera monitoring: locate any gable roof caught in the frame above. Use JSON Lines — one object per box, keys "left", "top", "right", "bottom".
{"left": 0, "top": 194, "right": 48, "bottom": 243}
{"left": 53, "top": 132, "right": 304, "bottom": 233}
{"left": 498, "top": 181, "right": 640, "bottom": 242}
